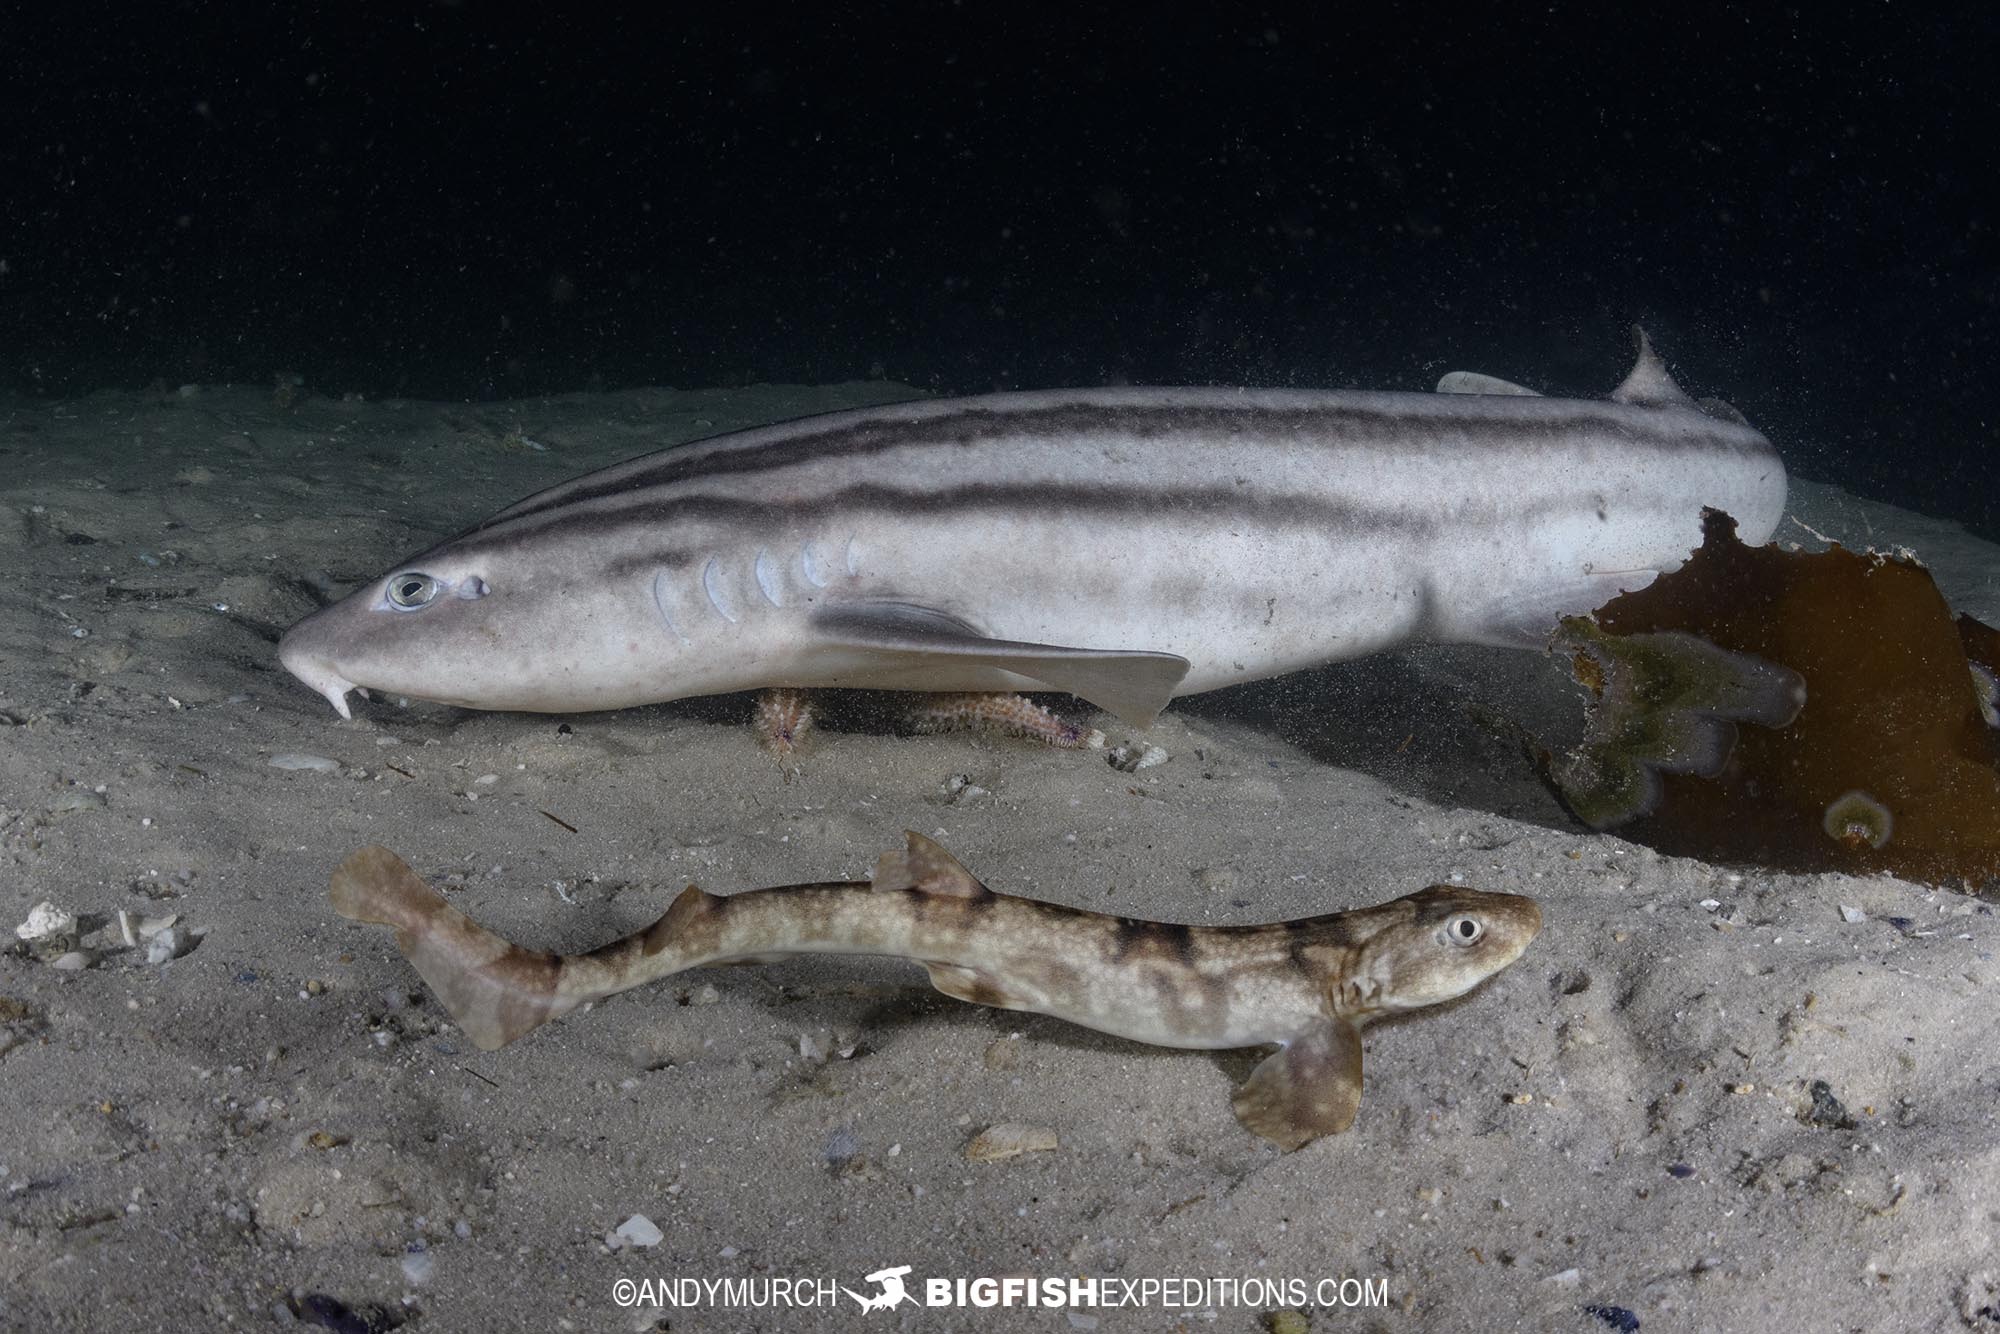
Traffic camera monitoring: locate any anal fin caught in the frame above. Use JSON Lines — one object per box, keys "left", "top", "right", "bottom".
{"left": 1231, "top": 1019, "right": 1364, "bottom": 1150}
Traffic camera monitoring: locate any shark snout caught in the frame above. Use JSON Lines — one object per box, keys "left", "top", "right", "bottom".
{"left": 278, "top": 613, "right": 358, "bottom": 719}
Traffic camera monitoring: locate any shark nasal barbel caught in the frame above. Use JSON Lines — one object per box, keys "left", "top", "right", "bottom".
{"left": 278, "top": 329, "right": 1785, "bottom": 724}
{"left": 328, "top": 833, "right": 1543, "bottom": 1149}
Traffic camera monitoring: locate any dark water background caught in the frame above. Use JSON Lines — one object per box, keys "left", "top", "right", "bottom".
{"left": 4, "top": 7, "right": 1994, "bottom": 537}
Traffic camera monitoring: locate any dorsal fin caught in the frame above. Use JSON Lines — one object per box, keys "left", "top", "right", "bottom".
{"left": 1435, "top": 370, "right": 1542, "bottom": 397}
{"left": 871, "top": 830, "right": 989, "bottom": 898}
{"left": 1610, "top": 326, "right": 1697, "bottom": 410}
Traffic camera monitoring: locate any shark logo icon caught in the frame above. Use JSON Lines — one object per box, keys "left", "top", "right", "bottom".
{"left": 843, "top": 1264, "right": 915, "bottom": 1313}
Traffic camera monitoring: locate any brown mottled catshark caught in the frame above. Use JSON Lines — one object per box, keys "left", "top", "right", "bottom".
{"left": 329, "top": 833, "right": 1541, "bottom": 1149}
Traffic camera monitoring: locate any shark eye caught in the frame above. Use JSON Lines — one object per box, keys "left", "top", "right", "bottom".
{"left": 1445, "top": 915, "right": 1485, "bottom": 947}
{"left": 385, "top": 572, "right": 441, "bottom": 610}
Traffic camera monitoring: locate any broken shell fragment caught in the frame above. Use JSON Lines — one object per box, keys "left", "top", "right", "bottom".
{"left": 965, "top": 1122, "right": 1059, "bottom": 1162}
{"left": 14, "top": 902, "right": 80, "bottom": 960}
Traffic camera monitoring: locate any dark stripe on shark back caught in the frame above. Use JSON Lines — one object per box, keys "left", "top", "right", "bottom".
{"left": 451, "top": 476, "right": 1652, "bottom": 568}
{"left": 486, "top": 408, "right": 1756, "bottom": 532}
{"left": 479, "top": 396, "right": 1769, "bottom": 531}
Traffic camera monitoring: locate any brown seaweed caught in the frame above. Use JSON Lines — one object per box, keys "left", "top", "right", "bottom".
{"left": 1545, "top": 618, "right": 1804, "bottom": 830}
{"left": 1543, "top": 509, "right": 2000, "bottom": 889}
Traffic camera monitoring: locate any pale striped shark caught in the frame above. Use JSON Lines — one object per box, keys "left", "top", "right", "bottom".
{"left": 329, "top": 832, "right": 1542, "bottom": 1148}
{"left": 279, "top": 330, "right": 1785, "bottom": 727}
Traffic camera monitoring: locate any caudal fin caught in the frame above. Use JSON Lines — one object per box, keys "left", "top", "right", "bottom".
{"left": 329, "top": 846, "right": 572, "bottom": 1050}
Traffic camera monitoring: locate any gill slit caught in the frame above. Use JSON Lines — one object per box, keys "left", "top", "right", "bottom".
{"left": 702, "top": 557, "right": 739, "bottom": 623}
{"left": 651, "top": 571, "right": 691, "bottom": 645}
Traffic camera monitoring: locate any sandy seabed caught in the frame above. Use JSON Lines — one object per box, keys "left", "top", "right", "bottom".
{"left": 3, "top": 382, "right": 1999, "bottom": 1333}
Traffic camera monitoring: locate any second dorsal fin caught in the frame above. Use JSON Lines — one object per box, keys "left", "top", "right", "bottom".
{"left": 871, "top": 831, "right": 990, "bottom": 899}
{"left": 1610, "top": 326, "right": 1697, "bottom": 410}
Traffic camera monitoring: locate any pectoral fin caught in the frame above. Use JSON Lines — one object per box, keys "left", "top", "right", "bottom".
{"left": 809, "top": 602, "right": 1188, "bottom": 728}
{"left": 926, "top": 962, "right": 1037, "bottom": 1011}
{"left": 1231, "top": 1019, "right": 1364, "bottom": 1150}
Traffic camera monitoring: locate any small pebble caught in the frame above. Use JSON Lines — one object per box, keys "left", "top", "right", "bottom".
{"left": 1195, "top": 867, "right": 1238, "bottom": 895}
{"left": 1807, "top": 1079, "right": 1859, "bottom": 1130}
{"left": 267, "top": 753, "right": 342, "bottom": 773}
{"left": 47, "top": 789, "right": 107, "bottom": 816}
{"left": 1107, "top": 742, "right": 1168, "bottom": 773}
{"left": 614, "top": 1214, "right": 663, "bottom": 1248}
{"left": 400, "top": 1247, "right": 434, "bottom": 1286}
{"left": 147, "top": 927, "right": 193, "bottom": 965}
{"left": 822, "top": 1129, "right": 859, "bottom": 1168}
{"left": 1839, "top": 904, "right": 1867, "bottom": 924}
{"left": 942, "top": 774, "right": 990, "bottom": 803}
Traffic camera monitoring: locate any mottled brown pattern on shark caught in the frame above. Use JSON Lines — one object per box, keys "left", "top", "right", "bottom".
{"left": 1110, "top": 918, "right": 1197, "bottom": 964}
{"left": 328, "top": 833, "right": 1540, "bottom": 1149}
